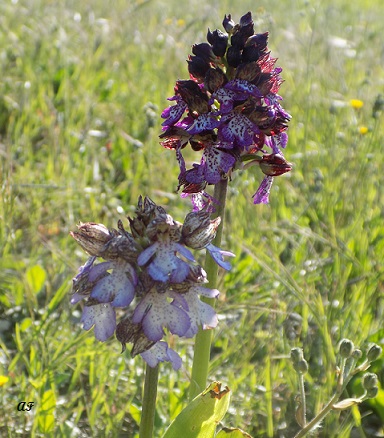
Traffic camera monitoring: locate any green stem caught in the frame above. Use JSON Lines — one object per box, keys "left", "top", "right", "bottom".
{"left": 139, "top": 364, "right": 159, "bottom": 438}
{"left": 293, "top": 358, "right": 354, "bottom": 438}
{"left": 298, "top": 372, "right": 307, "bottom": 428}
{"left": 188, "top": 178, "right": 229, "bottom": 400}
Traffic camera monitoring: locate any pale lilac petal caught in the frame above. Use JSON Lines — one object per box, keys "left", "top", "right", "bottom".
{"left": 175, "top": 243, "right": 195, "bottom": 262}
{"left": 81, "top": 303, "right": 116, "bottom": 341}
{"left": 90, "top": 265, "right": 135, "bottom": 307}
{"left": 88, "top": 261, "right": 112, "bottom": 282}
{"left": 77, "top": 256, "right": 96, "bottom": 275}
{"left": 169, "top": 260, "right": 190, "bottom": 283}
{"left": 137, "top": 243, "right": 159, "bottom": 266}
{"left": 193, "top": 285, "right": 220, "bottom": 299}
{"left": 219, "top": 113, "right": 256, "bottom": 147}
{"left": 132, "top": 291, "right": 191, "bottom": 342}
{"left": 167, "top": 347, "right": 182, "bottom": 370}
{"left": 140, "top": 341, "right": 182, "bottom": 370}
{"left": 70, "top": 292, "right": 86, "bottom": 305}
{"left": 145, "top": 242, "right": 191, "bottom": 283}
{"left": 90, "top": 275, "right": 115, "bottom": 302}
{"left": 206, "top": 243, "right": 235, "bottom": 270}
{"left": 147, "top": 261, "right": 169, "bottom": 282}
{"left": 182, "top": 289, "right": 218, "bottom": 337}
{"left": 253, "top": 175, "right": 274, "bottom": 204}
{"left": 168, "top": 290, "right": 189, "bottom": 311}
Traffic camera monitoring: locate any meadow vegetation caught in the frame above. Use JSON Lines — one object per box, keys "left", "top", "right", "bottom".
{"left": 0, "top": 0, "right": 383, "bottom": 436}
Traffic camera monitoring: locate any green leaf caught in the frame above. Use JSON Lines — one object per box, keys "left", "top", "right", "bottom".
{"left": 26, "top": 265, "right": 46, "bottom": 294}
{"left": 128, "top": 403, "right": 141, "bottom": 426}
{"left": 38, "top": 389, "right": 56, "bottom": 433}
{"left": 162, "top": 382, "right": 231, "bottom": 438}
{"left": 216, "top": 427, "right": 253, "bottom": 438}
{"left": 20, "top": 317, "right": 32, "bottom": 332}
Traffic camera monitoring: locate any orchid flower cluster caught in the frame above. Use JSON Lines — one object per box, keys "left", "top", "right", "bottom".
{"left": 160, "top": 11, "right": 292, "bottom": 206}
{"left": 70, "top": 196, "right": 234, "bottom": 370}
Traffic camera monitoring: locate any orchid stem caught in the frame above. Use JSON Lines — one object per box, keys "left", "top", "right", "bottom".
{"left": 189, "top": 178, "right": 228, "bottom": 401}
{"left": 139, "top": 364, "right": 159, "bottom": 438}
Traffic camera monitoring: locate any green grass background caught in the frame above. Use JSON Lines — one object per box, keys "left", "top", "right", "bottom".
{"left": 0, "top": 0, "right": 383, "bottom": 436}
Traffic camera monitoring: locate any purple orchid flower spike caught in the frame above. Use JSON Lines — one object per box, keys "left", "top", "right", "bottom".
{"left": 160, "top": 11, "right": 292, "bottom": 205}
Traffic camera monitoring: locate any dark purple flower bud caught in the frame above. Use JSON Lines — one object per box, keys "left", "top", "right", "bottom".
{"left": 192, "top": 43, "right": 216, "bottom": 63}
{"left": 222, "top": 14, "right": 235, "bottom": 33}
{"left": 207, "top": 29, "right": 228, "bottom": 57}
{"left": 204, "top": 67, "right": 228, "bottom": 93}
{"left": 231, "top": 12, "right": 254, "bottom": 49}
{"left": 188, "top": 55, "right": 210, "bottom": 83}
{"left": 259, "top": 154, "right": 292, "bottom": 176}
{"left": 175, "top": 80, "right": 209, "bottom": 115}
{"left": 243, "top": 34, "right": 269, "bottom": 63}
{"left": 239, "top": 11, "right": 253, "bottom": 28}
{"left": 226, "top": 45, "right": 242, "bottom": 68}
{"left": 245, "top": 32, "right": 269, "bottom": 51}
{"left": 242, "top": 46, "right": 262, "bottom": 63}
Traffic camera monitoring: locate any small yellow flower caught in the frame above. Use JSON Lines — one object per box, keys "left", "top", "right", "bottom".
{"left": 0, "top": 375, "right": 9, "bottom": 386}
{"left": 177, "top": 19, "right": 185, "bottom": 27}
{"left": 359, "top": 126, "right": 368, "bottom": 135}
{"left": 350, "top": 99, "right": 364, "bottom": 109}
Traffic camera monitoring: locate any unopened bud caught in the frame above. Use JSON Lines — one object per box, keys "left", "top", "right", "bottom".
{"left": 351, "top": 349, "right": 363, "bottom": 360}
{"left": 222, "top": 14, "right": 235, "bottom": 33}
{"left": 71, "top": 222, "right": 113, "bottom": 256}
{"left": 182, "top": 211, "right": 221, "bottom": 249}
{"left": 204, "top": 67, "right": 228, "bottom": 94}
{"left": 295, "top": 359, "right": 309, "bottom": 374}
{"left": 339, "top": 339, "right": 354, "bottom": 358}
{"left": 362, "top": 373, "right": 378, "bottom": 390}
{"left": 290, "top": 347, "right": 304, "bottom": 364}
{"left": 146, "top": 214, "right": 182, "bottom": 242}
{"left": 366, "top": 387, "right": 379, "bottom": 399}
{"left": 206, "top": 28, "right": 228, "bottom": 57}
{"left": 259, "top": 154, "right": 292, "bottom": 177}
{"left": 366, "top": 344, "right": 382, "bottom": 362}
